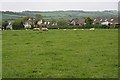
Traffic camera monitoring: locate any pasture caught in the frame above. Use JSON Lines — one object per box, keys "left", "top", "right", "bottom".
{"left": 2, "top": 29, "right": 118, "bottom": 78}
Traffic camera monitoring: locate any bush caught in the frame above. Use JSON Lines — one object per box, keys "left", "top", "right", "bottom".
{"left": 47, "top": 26, "right": 59, "bottom": 29}
{"left": 85, "top": 17, "right": 93, "bottom": 25}
{"left": 93, "top": 24, "right": 102, "bottom": 28}
{"left": 57, "top": 20, "right": 67, "bottom": 26}
{"left": 84, "top": 25, "right": 93, "bottom": 29}
{"left": 12, "top": 18, "right": 24, "bottom": 30}
{"left": 115, "top": 24, "right": 120, "bottom": 28}
{"left": 2, "top": 21, "right": 9, "bottom": 29}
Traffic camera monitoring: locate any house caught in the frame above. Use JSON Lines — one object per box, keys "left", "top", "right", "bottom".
{"left": 92, "top": 17, "right": 102, "bottom": 25}
{"left": 6, "top": 22, "right": 12, "bottom": 30}
{"left": 37, "top": 20, "right": 43, "bottom": 26}
{"left": 76, "top": 19, "right": 85, "bottom": 26}
{"left": 108, "top": 17, "right": 118, "bottom": 24}
{"left": 51, "top": 22, "right": 58, "bottom": 26}
{"left": 23, "top": 18, "right": 34, "bottom": 29}
{"left": 68, "top": 19, "right": 77, "bottom": 25}
{"left": 103, "top": 17, "right": 118, "bottom": 28}
{"left": 97, "top": 17, "right": 119, "bottom": 28}
{"left": 47, "top": 22, "right": 50, "bottom": 25}
{"left": 68, "top": 18, "right": 85, "bottom": 26}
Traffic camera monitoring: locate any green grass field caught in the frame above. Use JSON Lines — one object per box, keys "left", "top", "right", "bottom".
{"left": 2, "top": 29, "right": 118, "bottom": 78}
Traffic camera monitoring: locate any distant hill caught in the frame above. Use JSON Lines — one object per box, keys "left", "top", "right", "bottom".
{"left": 1, "top": 10, "right": 118, "bottom": 21}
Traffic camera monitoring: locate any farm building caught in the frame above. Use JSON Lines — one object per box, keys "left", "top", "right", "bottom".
{"left": 100, "top": 17, "right": 118, "bottom": 28}
{"left": 68, "top": 17, "right": 119, "bottom": 28}
{"left": 68, "top": 18, "right": 85, "bottom": 26}
{"left": 93, "top": 17, "right": 103, "bottom": 25}
{"left": 6, "top": 22, "right": 13, "bottom": 30}
{"left": 23, "top": 18, "right": 34, "bottom": 29}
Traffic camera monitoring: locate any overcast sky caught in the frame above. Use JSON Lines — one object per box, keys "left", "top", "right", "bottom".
{"left": 0, "top": 0, "right": 119, "bottom": 12}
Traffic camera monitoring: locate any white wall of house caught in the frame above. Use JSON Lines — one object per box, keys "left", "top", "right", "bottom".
{"left": 24, "top": 23, "right": 31, "bottom": 29}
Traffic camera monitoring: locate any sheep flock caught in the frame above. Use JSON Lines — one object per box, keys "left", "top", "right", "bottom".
{"left": 33, "top": 28, "right": 95, "bottom": 31}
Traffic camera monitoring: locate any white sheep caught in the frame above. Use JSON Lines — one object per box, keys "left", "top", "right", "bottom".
{"left": 33, "top": 28, "right": 40, "bottom": 31}
{"left": 89, "top": 28, "right": 95, "bottom": 31}
{"left": 81, "top": 29, "right": 84, "bottom": 30}
{"left": 73, "top": 29, "right": 77, "bottom": 30}
{"left": 42, "top": 28, "right": 48, "bottom": 31}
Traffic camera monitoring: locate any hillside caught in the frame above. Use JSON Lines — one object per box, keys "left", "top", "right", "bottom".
{"left": 1, "top": 10, "right": 118, "bottom": 21}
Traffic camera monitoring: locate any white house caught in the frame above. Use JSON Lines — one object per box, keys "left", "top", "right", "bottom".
{"left": 6, "top": 22, "right": 12, "bottom": 30}
{"left": 37, "top": 20, "right": 43, "bottom": 26}
{"left": 101, "top": 21, "right": 112, "bottom": 26}
{"left": 23, "top": 18, "right": 33, "bottom": 29}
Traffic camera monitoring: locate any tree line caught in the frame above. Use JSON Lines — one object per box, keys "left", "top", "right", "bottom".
{"left": 2, "top": 14, "right": 119, "bottom": 30}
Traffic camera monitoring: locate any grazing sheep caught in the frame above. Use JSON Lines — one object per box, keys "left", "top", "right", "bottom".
{"left": 5, "top": 56, "right": 8, "bottom": 58}
{"left": 81, "top": 29, "right": 84, "bottom": 30}
{"left": 33, "top": 28, "right": 40, "bottom": 31}
{"left": 42, "top": 28, "right": 48, "bottom": 31}
{"left": 89, "top": 28, "right": 95, "bottom": 31}
{"left": 73, "top": 29, "right": 77, "bottom": 30}
{"left": 63, "top": 29, "right": 66, "bottom": 31}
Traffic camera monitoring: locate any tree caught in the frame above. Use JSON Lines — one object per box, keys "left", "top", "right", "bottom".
{"left": 35, "top": 14, "right": 43, "bottom": 21}
{"left": 51, "top": 19, "right": 56, "bottom": 23}
{"left": 23, "top": 16, "right": 35, "bottom": 29}
{"left": 57, "top": 20, "right": 68, "bottom": 29}
{"left": 23, "top": 16, "right": 32, "bottom": 22}
{"left": 12, "top": 18, "right": 24, "bottom": 30}
{"left": 2, "top": 21, "right": 9, "bottom": 29}
{"left": 42, "top": 19, "right": 45, "bottom": 23}
{"left": 84, "top": 17, "right": 94, "bottom": 28}
{"left": 34, "top": 14, "right": 43, "bottom": 27}
{"left": 85, "top": 17, "right": 93, "bottom": 25}
{"left": 57, "top": 20, "right": 67, "bottom": 26}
